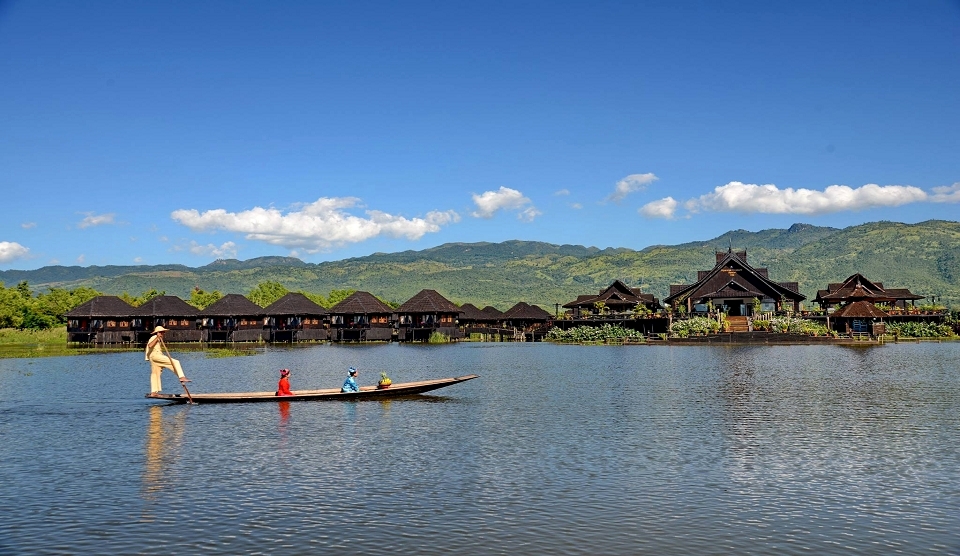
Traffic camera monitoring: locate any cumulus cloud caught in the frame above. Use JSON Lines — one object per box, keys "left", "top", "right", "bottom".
{"left": 684, "top": 181, "right": 928, "bottom": 215}
{"left": 607, "top": 173, "right": 658, "bottom": 203}
{"left": 640, "top": 197, "right": 679, "bottom": 219}
{"left": 931, "top": 182, "right": 960, "bottom": 203}
{"left": 21, "top": 222, "right": 36, "bottom": 229}
{"left": 77, "top": 213, "right": 116, "bottom": 229}
{"left": 0, "top": 241, "right": 30, "bottom": 263}
{"left": 554, "top": 189, "right": 570, "bottom": 196}
{"left": 190, "top": 241, "right": 238, "bottom": 258}
{"left": 471, "top": 187, "right": 540, "bottom": 220}
{"left": 569, "top": 202, "right": 583, "bottom": 210}
{"left": 171, "top": 197, "right": 460, "bottom": 252}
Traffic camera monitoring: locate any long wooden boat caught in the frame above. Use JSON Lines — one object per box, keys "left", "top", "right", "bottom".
{"left": 147, "top": 374, "right": 480, "bottom": 404}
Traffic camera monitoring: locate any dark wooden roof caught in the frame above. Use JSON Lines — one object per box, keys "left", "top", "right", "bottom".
{"left": 199, "top": 294, "right": 264, "bottom": 317}
{"left": 832, "top": 300, "right": 889, "bottom": 318}
{"left": 64, "top": 296, "right": 136, "bottom": 318}
{"left": 665, "top": 250, "right": 805, "bottom": 305}
{"left": 503, "top": 301, "right": 552, "bottom": 320}
{"left": 328, "top": 291, "right": 393, "bottom": 315}
{"left": 262, "top": 292, "right": 327, "bottom": 316}
{"left": 458, "top": 303, "right": 486, "bottom": 320}
{"left": 563, "top": 280, "right": 661, "bottom": 309}
{"left": 132, "top": 295, "right": 199, "bottom": 317}
{"left": 480, "top": 306, "right": 504, "bottom": 319}
{"left": 397, "top": 289, "right": 460, "bottom": 314}
{"left": 815, "top": 273, "right": 922, "bottom": 303}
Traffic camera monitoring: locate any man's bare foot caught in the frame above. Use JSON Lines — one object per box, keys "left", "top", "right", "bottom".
{"left": 179, "top": 377, "right": 191, "bottom": 383}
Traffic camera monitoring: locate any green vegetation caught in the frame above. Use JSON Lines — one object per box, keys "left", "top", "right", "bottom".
{"left": 765, "top": 316, "right": 835, "bottom": 337}
{"left": 886, "top": 321, "right": 954, "bottom": 338}
{"left": 0, "top": 282, "right": 99, "bottom": 329}
{"left": 188, "top": 288, "right": 223, "bottom": 309}
{"left": 427, "top": 331, "right": 451, "bottom": 343}
{"left": 546, "top": 324, "right": 645, "bottom": 343}
{"left": 0, "top": 326, "right": 68, "bottom": 344}
{"left": 670, "top": 317, "right": 722, "bottom": 337}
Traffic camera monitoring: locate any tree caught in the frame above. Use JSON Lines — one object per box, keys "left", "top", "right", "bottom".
{"left": 248, "top": 281, "right": 288, "bottom": 307}
{"left": 119, "top": 289, "right": 165, "bottom": 307}
{"left": 188, "top": 288, "right": 223, "bottom": 309}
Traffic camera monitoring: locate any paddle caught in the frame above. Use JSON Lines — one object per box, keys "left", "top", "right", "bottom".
{"left": 157, "top": 333, "right": 194, "bottom": 404}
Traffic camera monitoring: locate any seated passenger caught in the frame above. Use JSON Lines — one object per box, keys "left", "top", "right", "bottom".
{"left": 341, "top": 367, "right": 359, "bottom": 393}
{"left": 276, "top": 368, "right": 293, "bottom": 396}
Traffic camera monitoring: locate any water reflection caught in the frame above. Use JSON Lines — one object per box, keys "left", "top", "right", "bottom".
{"left": 141, "top": 405, "right": 186, "bottom": 509}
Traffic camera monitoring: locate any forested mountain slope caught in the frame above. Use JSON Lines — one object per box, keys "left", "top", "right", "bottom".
{"left": 2, "top": 220, "right": 957, "bottom": 309}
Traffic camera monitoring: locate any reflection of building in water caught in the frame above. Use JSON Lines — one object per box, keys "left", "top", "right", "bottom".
{"left": 141, "top": 405, "right": 186, "bottom": 511}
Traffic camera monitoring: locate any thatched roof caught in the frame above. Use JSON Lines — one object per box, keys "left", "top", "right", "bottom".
{"left": 132, "top": 295, "right": 199, "bottom": 317}
{"left": 199, "top": 294, "right": 264, "bottom": 317}
{"left": 64, "top": 296, "right": 136, "bottom": 318}
{"left": 262, "top": 292, "right": 327, "bottom": 316}
{"left": 328, "top": 291, "right": 393, "bottom": 315}
{"left": 832, "top": 300, "right": 889, "bottom": 318}
{"left": 503, "top": 301, "right": 551, "bottom": 320}
{"left": 397, "top": 289, "right": 460, "bottom": 314}
{"left": 458, "top": 303, "right": 486, "bottom": 320}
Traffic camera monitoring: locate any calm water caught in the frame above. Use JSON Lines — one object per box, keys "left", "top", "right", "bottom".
{"left": 1, "top": 342, "right": 958, "bottom": 555}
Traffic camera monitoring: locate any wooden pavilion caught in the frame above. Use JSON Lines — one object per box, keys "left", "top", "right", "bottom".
{"left": 502, "top": 301, "right": 552, "bottom": 341}
{"left": 396, "top": 289, "right": 462, "bottom": 341}
{"left": 261, "top": 293, "right": 328, "bottom": 342}
{"left": 664, "top": 249, "right": 805, "bottom": 316}
{"left": 327, "top": 291, "right": 394, "bottom": 342}
{"left": 132, "top": 295, "right": 201, "bottom": 342}
{"left": 64, "top": 295, "right": 137, "bottom": 344}
{"left": 829, "top": 300, "right": 889, "bottom": 336}
{"left": 198, "top": 294, "right": 266, "bottom": 342}
{"left": 813, "top": 273, "right": 924, "bottom": 312}
{"left": 562, "top": 280, "right": 662, "bottom": 318}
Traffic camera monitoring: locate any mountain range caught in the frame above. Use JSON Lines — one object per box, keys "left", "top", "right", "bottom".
{"left": 2, "top": 220, "right": 958, "bottom": 310}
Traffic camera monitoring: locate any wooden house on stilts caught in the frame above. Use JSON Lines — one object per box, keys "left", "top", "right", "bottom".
{"left": 396, "top": 289, "right": 462, "bottom": 341}
{"left": 64, "top": 296, "right": 137, "bottom": 344}
{"left": 198, "top": 294, "right": 266, "bottom": 342}
{"left": 132, "top": 295, "right": 202, "bottom": 343}
{"left": 261, "top": 293, "right": 328, "bottom": 342}
{"left": 327, "top": 291, "right": 394, "bottom": 342}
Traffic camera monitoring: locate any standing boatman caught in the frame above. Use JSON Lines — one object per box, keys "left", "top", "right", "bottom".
{"left": 145, "top": 326, "right": 191, "bottom": 397}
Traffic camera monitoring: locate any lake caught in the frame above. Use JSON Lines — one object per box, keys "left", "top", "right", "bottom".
{"left": 1, "top": 342, "right": 958, "bottom": 554}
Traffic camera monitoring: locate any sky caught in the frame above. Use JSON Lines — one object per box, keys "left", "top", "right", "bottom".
{"left": 1, "top": 0, "right": 958, "bottom": 270}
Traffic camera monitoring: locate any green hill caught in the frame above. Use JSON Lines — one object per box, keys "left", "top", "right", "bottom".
{"left": 2, "top": 220, "right": 958, "bottom": 310}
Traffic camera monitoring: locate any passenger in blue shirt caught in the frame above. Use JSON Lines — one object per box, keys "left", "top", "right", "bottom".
{"left": 341, "top": 367, "right": 359, "bottom": 393}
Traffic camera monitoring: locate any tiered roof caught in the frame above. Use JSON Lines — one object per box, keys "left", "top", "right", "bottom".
{"left": 64, "top": 296, "right": 135, "bottom": 318}
{"left": 664, "top": 249, "right": 804, "bottom": 306}
{"left": 815, "top": 273, "right": 922, "bottom": 305}
{"left": 563, "top": 280, "right": 660, "bottom": 310}
{"left": 832, "top": 300, "right": 889, "bottom": 318}
{"left": 457, "top": 303, "right": 486, "bottom": 321}
{"left": 397, "top": 289, "right": 460, "bottom": 314}
{"left": 328, "top": 291, "right": 393, "bottom": 315}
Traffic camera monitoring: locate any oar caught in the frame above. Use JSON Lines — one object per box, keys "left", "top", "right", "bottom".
{"left": 158, "top": 334, "right": 194, "bottom": 404}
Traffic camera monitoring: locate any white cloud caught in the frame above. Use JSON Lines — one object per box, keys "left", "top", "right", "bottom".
{"left": 133, "top": 257, "right": 143, "bottom": 263}
{"left": 21, "top": 222, "right": 36, "bottom": 229}
{"left": 608, "top": 173, "right": 658, "bottom": 203}
{"left": 554, "top": 189, "right": 570, "bottom": 196}
{"left": 569, "top": 202, "right": 583, "bottom": 210}
{"left": 0, "top": 241, "right": 30, "bottom": 263}
{"left": 471, "top": 187, "right": 539, "bottom": 220}
{"left": 640, "top": 197, "right": 679, "bottom": 219}
{"left": 684, "top": 181, "right": 928, "bottom": 215}
{"left": 77, "top": 213, "right": 116, "bottom": 229}
{"left": 189, "top": 241, "right": 238, "bottom": 258}
{"left": 931, "top": 182, "right": 960, "bottom": 203}
{"left": 171, "top": 197, "right": 460, "bottom": 252}
{"left": 77, "top": 254, "right": 85, "bottom": 264}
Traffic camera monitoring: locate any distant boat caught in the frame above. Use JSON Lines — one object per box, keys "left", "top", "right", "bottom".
{"left": 147, "top": 374, "right": 480, "bottom": 404}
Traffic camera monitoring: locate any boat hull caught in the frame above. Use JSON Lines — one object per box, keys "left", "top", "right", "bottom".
{"left": 147, "top": 374, "right": 479, "bottom": 404}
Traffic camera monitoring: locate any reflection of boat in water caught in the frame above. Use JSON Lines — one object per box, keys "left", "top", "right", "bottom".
{"left": 147, "top": 375, "right": 480, "bottom": 404}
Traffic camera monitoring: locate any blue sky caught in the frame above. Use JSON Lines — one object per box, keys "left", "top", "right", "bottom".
{"left": 1, "top": 1, "right": 958, "bottom": 270}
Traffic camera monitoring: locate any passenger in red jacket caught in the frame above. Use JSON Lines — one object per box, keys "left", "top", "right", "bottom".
{"left": 276, "top": 368, "right": 293, "bottom": 396}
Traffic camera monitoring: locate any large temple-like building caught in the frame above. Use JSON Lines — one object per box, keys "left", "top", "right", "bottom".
{"left": 664, "top": 249, "right": 805, "bottom": 315}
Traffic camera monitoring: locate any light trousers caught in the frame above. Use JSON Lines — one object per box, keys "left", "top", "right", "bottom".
{"left": 149, "top": 355, "right": 185, "bottom": 393}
